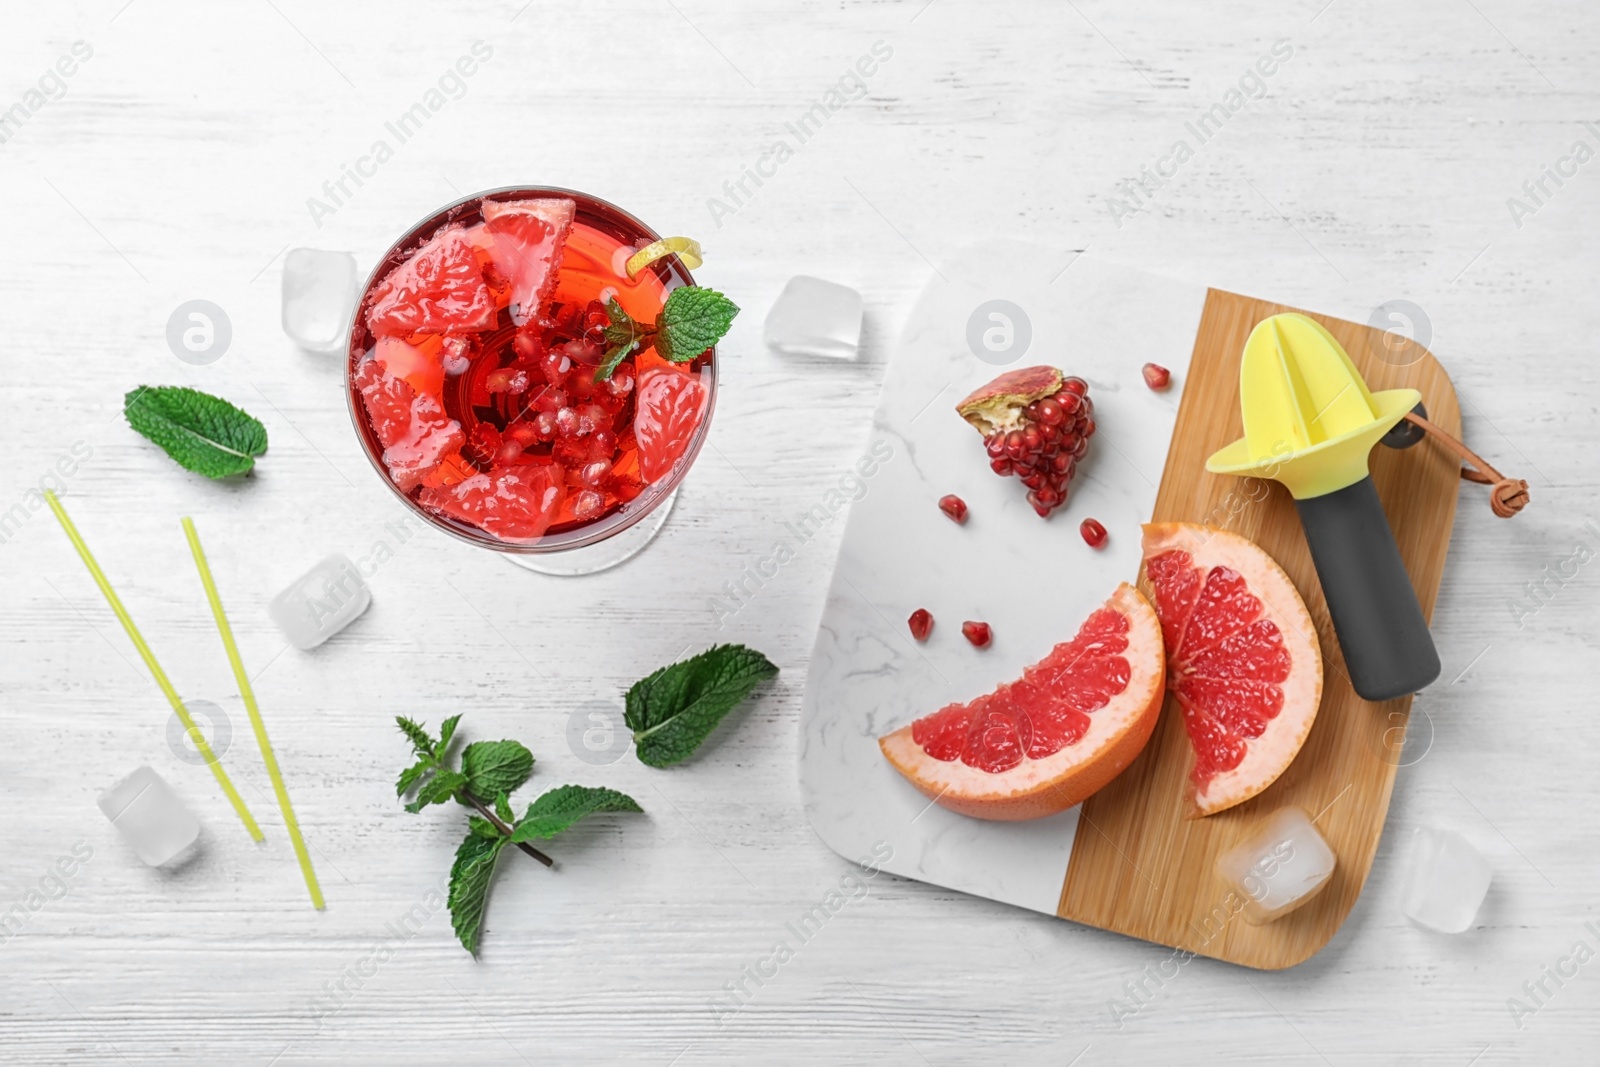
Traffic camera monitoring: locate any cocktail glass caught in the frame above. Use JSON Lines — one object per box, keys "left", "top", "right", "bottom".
{"left": 345, "top": 186, "right": 716, "bottom": 575}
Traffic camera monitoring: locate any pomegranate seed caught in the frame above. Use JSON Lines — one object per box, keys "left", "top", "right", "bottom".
{"left": 555, "top": 407, "right": 579, "bottom": 437}
{"left": 579, "top": 460, "right": 609, "bottom": 486}
{"left": 1056, "top": 391, "right": 1083, "bottom": 416}
{"left": 1061, "top": 376, "right": 1088, "bottom": 396}
{"left": 484, "top": 368, "right": 515, "bottom": 394}
{"left": 534, "top": 388, "right": 567, "bottom": 413}
{"left": 1080, "top": 415, "right": 1097, "bottom": 438}
{"left": 508, "top": 370, "right": 530, "bottom": 393}
{"left": 1021, "top": 471, "right": 1046, "bottom": 490}
{"left": 1080, "top": 397, "right": 1094, "bottom": 418}
{"left": 990, "top": 457, "right": 1013, "bottom": 475}
{"left": 1036, "top": 397, "right": 1065, "bottom": 426}
{"left": 1004, "top": 430, "right": 1028, "bottom": 461}
{"left": 589, "top": 429, "right": 616, "bottom": 458}
{"left": 496, "top": 440, "right": 524, "bottom": 464}
{"left": 1050, "top": 452, "right": 1071, "bottom": 474}
{"left": 513, "top": 330, "right": 542, "bottom": 362}
{"left": 573, "top": 489, "right": 606, "bottom": 520}
{"left": 1035, "top": 486, "right": 1061, "bottom": 508}
{"left": 938, "top": 494, "right": 968, "bottom": 524}
{"left": 506, "top": 422, "right": 540, "bottom": 447}
{"left": 1080, "top": 517, "right": 1108, "bottom": 547}
{"left": 908, "top": 608, "right": 934, "bottom": 642}
{"left": 961, "top": 621, "right": 992, "bottom": 648}
{"left": 1022, "top": 425, "right": 1043, "bottom": 453}
{"left": 985, "top": 434, "right": 1006, "bottom": 458}
{"left": 533, "top": 411, "right": 557, "bottom": 440}
{"left": 541, "top": 352, "right": 571, "bottom": 381}
{"left": 605, "top": 369, "right": 634, "bottom": 397}
{"left": 1142, "top": 363, "right": 1171, "bottom": 390}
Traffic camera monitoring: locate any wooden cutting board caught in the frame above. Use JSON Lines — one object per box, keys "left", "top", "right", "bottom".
{"left": 798, "top": 245, "right": 1461, "bottom": 970}
{"left": 1057, "top": 288, "right": 1461, "bottom": 969}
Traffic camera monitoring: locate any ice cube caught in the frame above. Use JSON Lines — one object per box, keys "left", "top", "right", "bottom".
{"left": 763, "top": 275, "right": 862, "bottom": 360}
{"left": 1216, "top": 807, "right": 1337, "bottom": 925}
{"left": 269, "top": 553, "right": 371, "bottom": 650}
{"left": 282, "top": 248, "right": 359, "bottom": 353}
{"left": 97, "top": 766, "right": 201, "bottom": 866}
{"left": 1400, "top": 826, "right": 1492, "bottom": 933}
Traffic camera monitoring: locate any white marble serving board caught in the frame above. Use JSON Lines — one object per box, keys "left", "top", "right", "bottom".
{"left": 799, "top": 243, "right": 1209, "bottom": 915}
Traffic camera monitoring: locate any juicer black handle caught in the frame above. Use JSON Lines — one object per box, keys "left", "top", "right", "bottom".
{"left": 1294, "top": 476, "right": 1440, "bottom": 701}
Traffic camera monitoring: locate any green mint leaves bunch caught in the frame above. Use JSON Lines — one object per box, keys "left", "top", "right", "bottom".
{"left": 595, "top": 285, "right": 739, "bottom": 383}
{"left": 124, "top": 386, "right": 268, "bottom": 478}
{"left": 393, "top": 645, "right": 776, "bottom": 954}
{"left": 396, "top": 715, "right": 641, "bottom": 954}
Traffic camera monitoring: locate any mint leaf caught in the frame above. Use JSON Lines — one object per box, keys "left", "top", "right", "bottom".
{"left": 405, "top": 769, "right": 468, "bottom": 813}
{"left": 396, "top": 716, "right": 437, "bottom": 758}
{"left": 448, "top": 833, "right": 505, "bottom": 955}
{"left": 124, "top": 386, "right": 267, "bottom": 478}
{"left": 494, "top": 792, "right": 514, "bottom": 823}
{"left": 467, "top": 815, "right": 501, "bottom": 840}
{"left": 594, "top": 299, "right": 645, "bottom": 382}
{"left": 395, "top": 759, "right": 431, "bottom": 797}
{"left": 461, "top": 740, "right": 534, "bottom": 799}
{"left": 624, "top": 644, "right": 778, "bottom": 767}
{"left": 437, "top": 714, "right": 463, "bottom": 754}
{"left": 508, "top": 785, "right": 642, "bottom": 843}
{"left": 653, "top": 287, "right": 738, "bottom": 364}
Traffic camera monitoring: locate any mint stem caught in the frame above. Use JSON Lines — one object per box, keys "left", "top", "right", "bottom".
{"left": 464, "top": 792, "right": 554, "bottom": 868}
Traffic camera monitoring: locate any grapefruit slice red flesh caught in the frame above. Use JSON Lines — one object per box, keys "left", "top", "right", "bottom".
{"left": 366, "top": 224, "right": 498, "bottom": 338}
{"left": 419, "top": 465, "right": 565, "bottom": 543}
{"left": 634, "top": 368, "right": 706, "bottom": 484}
{"left": 353, "top": 358, "right": 464, "bottom": 492}
{"left": 1141, "top": 522, "right": 1324, "bottom": 817}
{"left": 879, "top": 583, "right": 1165, "bottom": 821}
{"left": 480, "top": 198, "right": 576, "bottom": 327}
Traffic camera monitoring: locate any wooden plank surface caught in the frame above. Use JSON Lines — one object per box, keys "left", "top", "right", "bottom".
{"left": 1059, "top": 289, "right": 1462, "bottom": 968}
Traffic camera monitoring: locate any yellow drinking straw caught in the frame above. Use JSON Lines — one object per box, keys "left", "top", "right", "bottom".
{"left": 42, "top": 491, "right": 264, "bottom": 842}
{"left": 182, "top": 517, "right": 324, "bottom": 911}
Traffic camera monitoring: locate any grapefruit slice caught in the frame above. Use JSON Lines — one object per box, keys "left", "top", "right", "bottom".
{"left": 1141, "top": 523, "right": 1324, "bottom": 817}
{"left": 419, "top": 465, "right": 565, "bottom": 543}
{"left": 480, "top": 198, "right": 575, "bottom": 326}
{"left": 367, "top": 224, "right": 497, "bottom": 338}
{"left": 878, "top": 583, "right": 1165, "bottom": 821}
{"left": 353, "top": 358, "right": 464, "bottom": 492}
{"left": 635, "top": 368, "right": 706, "bottom": 484}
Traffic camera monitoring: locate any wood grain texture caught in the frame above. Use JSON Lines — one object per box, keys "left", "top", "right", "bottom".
{"left": 2, "top": 0, "right": 1597, "bottom": 1063}
{"left": 1058, "top": 290, "right": 1462, "bottom": 969}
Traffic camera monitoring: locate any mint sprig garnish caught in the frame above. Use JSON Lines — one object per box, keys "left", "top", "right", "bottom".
{"left": 124, "top": 386, "right": 268, "bottom": 478}
{"left": 594, "top": 285, "right": 739, "bottom": 382}
{"left": 395, "top": 716, "right": 641, "bottom": 955}
{"left": 624, "top": 644, "right": 779, "bottom": 768}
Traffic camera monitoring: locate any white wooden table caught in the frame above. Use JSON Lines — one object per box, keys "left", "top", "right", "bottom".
{"left": 3, "top": 1, "right": 1596, "bottom": 1063}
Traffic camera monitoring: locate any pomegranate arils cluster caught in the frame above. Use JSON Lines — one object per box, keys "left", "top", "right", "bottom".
{"left": 956, "top": 365, "right": 1096, "bottom": 518}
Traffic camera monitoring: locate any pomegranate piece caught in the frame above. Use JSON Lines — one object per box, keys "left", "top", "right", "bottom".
{"left": 955, "top": 366, "right": 1096, "bottom": 519}
{"left": 908, "top": 608, "right": 934, "bottom": 642}
{"left": 1080, "top": 517, "right": 1108, "bottom": 547}
{"left": 1142, "top": 362, "right": 1171, "bottom": 390}
{"left": 938, "top": 494, "right": 968, "bottom": 524}
{"left": 961, "top": 620, "right": 992, "bottom": 648}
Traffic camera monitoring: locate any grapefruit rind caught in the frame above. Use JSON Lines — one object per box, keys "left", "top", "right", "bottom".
{"left": 1140, "top": 522, "right": 1324, "bottom": 818}
{"left": 878, "top": 583, "right": 1166, "bottom": 822}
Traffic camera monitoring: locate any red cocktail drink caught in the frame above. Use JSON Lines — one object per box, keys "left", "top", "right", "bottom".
{"left": 346, "top": 187, "right": 715, "bottom": 554}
